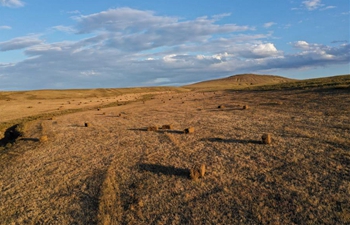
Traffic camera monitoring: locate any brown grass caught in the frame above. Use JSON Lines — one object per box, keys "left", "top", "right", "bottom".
{"left": 0, "top": 83, "right": 349, "bottom": 224}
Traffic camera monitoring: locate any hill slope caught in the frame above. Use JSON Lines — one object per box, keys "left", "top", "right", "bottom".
{"left": 185, "top": 74, "right": 294, "bottom": 90}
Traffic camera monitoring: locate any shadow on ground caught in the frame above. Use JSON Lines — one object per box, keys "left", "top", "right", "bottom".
{"left": 0, "top": 124, "right": 22, "bottom": 147}
{"left": 139, "top": 163, "right": 190, "bottom": 178}
{"left": 201, "top": 137, "right": 262, "bottom": 144}
{"left": 129, "top": 128, "right": 185, "bottom": 134}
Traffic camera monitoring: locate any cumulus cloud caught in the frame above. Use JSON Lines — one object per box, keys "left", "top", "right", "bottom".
{"left": 302, "top": 0, "right": 323, "bottom": 10}
{"left": 0, "top": 35, "right": 43, "bottom": 51}
{"left": 249, "top": 41, "right": 350, "bottom": 71}
{"left": 0, "top": 7, "right": 348, "bottom": 90}
{"left": 238, "top": 43, "right": 281, "bottom": 59}
{"left": 0, "top": 0, "right": 24, "bottom": 7}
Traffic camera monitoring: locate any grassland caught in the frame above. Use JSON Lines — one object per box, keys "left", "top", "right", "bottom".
{"left": 185, "top": 73, "right": 295, "bottom": 91}
{"left": 0, "top": 75, "right": 349, "bottom": 224}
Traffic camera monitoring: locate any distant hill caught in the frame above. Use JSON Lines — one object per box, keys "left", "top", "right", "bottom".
{"left": 184, "top": 74, "right": 294, "bottom": 90}
{"left": 251, "top": 74, "right": 350, "bottom": 91}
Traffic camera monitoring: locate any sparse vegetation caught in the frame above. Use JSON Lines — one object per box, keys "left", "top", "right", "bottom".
{"left": 0, "top": 74, "right": 349, "bottom": 224}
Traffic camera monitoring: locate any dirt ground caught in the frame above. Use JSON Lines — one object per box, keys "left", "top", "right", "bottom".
{"left": 0, "top": 88, "right": 349, "bottom": 224}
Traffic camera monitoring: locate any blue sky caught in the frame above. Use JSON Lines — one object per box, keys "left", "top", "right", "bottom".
{"left": 0, "top": 0, "right": 349, "bottom": 90}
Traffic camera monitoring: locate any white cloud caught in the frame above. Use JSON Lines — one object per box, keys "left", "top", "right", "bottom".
{"left": 0, "top": 25, "right": 12, "bottom": 30}
{"left": 52, "top": 25, "right": 77, "bottom": 34}
{"left": 300, "top": 0, "right": 335, "bottom": 11}
{"left": 0, "top": 35, "right": 42, "bottom": 51}
{"left": 251, "top": 43, "right": 279, "bottom": 57}
{"left": 71, "top": 8, "right": 252, "bottom": 54}
{"left": 0, "top": 7, "right": 348, "bottom": 90}
{"left": 293, "top": 40, "right": 310, "bottom": 50}
{"left": 302, "top": 0, "right": 323, "bottom": 10}
{"left": 237, "top": 43, "right": 281, "bottom": 59}
{"left": 80, "top": 70, "right": 100, "bottom": 77}
{"left": 263, "top": 22, "right": 276, "bottom": 28}
{"left": 320, "top": 6, "right": 336, "bottom": 11}
{"left": 0, "top": 0, "right": 24, "bottom": 8}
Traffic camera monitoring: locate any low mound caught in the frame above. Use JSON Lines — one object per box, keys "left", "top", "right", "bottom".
{"left": 185, "top": 74, "right": 294, "bottom": 90}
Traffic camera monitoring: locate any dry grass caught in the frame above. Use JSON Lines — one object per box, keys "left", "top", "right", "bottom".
{"left": 0, "top": 87, "right": 186, "bottom": 135}
{"left": 185, "top": 74, "right": 294, "bottom": 91}
{"left": 0, "top": 85, "right": 349, "bottom": 224}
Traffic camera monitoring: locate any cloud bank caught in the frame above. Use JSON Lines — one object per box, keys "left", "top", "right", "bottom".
{"left": 0, "top": 7, "right": 348, "bottom": 90}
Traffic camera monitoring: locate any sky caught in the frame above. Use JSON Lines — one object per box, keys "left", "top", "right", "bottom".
{"left": 0, "top": 0, "right": 349, "bottom": 90}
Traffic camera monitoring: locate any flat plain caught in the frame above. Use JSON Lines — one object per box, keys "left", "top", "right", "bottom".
{"left": 0, "top": 75, "right": 349, "bottom": 224}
